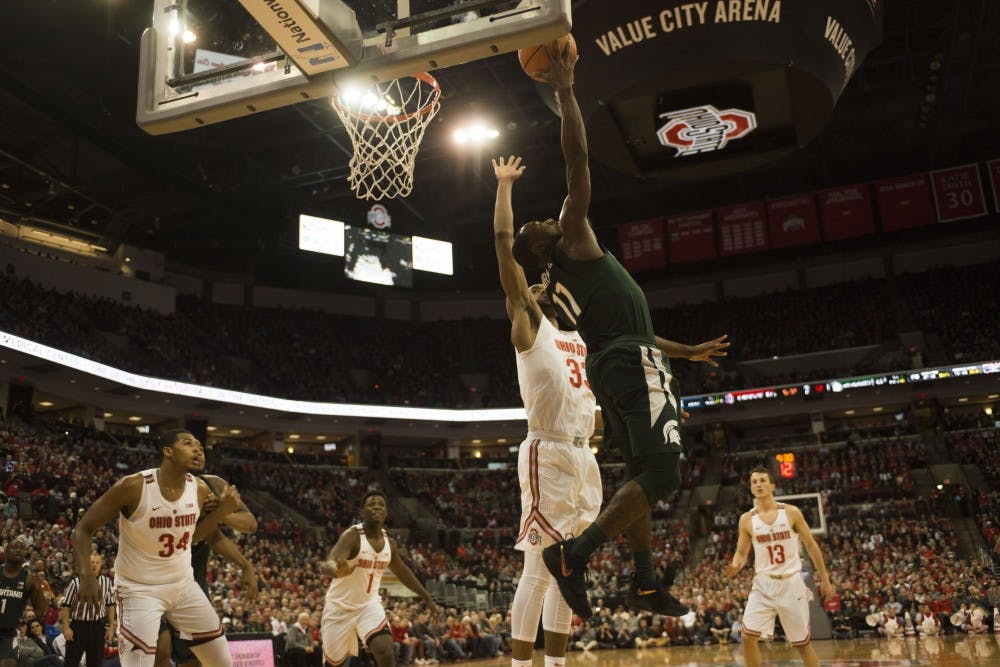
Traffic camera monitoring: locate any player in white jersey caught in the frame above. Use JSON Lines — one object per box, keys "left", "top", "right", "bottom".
{"left": 724, "top": 467, "right": 834, "bottom": 667}
{"left": 320, "top": 490, "right": 438, "bottom": 667}
{"left": 73, "top": 430, "right": 243, "bottom": 667}
{"left": 493, "top": 155, "right": 729, "bottom": 665}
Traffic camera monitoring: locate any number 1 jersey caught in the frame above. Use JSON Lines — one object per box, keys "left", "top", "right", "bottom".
{"left": 115, "top": 469, "right": 200, "bottom": 585}
{"left": 325, "top": 525, "right": 392, "bottom": 611}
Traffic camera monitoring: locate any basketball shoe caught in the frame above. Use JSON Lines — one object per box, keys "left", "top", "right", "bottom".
{"left": 541, "top": 538, "right": 592, "bottom": 619}
{"left": 625, "top": 572, "right": 689, "bottom": 616}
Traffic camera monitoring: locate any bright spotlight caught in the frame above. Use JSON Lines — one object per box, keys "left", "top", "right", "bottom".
{"left": 182, "top": 29, "right": 197, "bottom": 44}
{"left": 361, "top": 91, "right": 379, "bottom": 109}
{"left": 453, "top": 129, "right": 469, "bottom": 144}
{"left": 486, "top": 128, "right": 500, "bottom": 139}
{"left": 469, "top": 124, "right": 486, "bottom": 141}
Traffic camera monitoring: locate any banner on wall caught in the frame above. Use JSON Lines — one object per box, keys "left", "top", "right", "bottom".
{"left": 617, "top": 219, "right": 665, "bottom": 272}
{"left": 767, "top": 195, "right": 822, "bottom": 248}
{"left": 717, "top": 202, "right": 768, "bottom": 256}
{"left": 986, "top": 159, "right": 1000, "bottom": 212}
{"left": 876, "top": 174, "right": 936, "bottom": 231}
{"left": 666, "top": 211, "right": 716, "bottom": 263}
{"left": 818, "top": 184, "right": 875, "bottom": 241}
{"left": 930, "top": 164, "right": 987, "bottom": 223}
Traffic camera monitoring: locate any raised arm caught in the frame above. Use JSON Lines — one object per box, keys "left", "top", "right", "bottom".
{"left": 723, "top": 513, "right": 753, "bottom": 577}
{"left": 319, "top": 528, "right": 361, "bottom": 578}
{"left": 201, "top": 475, "right": 258, "bottom": 533}
{"left": 788, "top": 506, "right": 834, "bottom": 598}
{"left": 655, "top": 334, "right": 730, "bottom": 366}
{"left": 388, "top": 538, "right": 439, "bottom": 617}
{"left": 539, "top": 45, "right": 601, "bottom": 258}
{"left": 192, "top": 482, "right": 241, "bottom": 543}
{"left": 492, "top": 155, "right": 544, "bottom": 351}
{"left": 26, "top": 573, "right": 49, "bottom": 620}
{"left": 73, "top": 474, "right": 142, "bottom": 605}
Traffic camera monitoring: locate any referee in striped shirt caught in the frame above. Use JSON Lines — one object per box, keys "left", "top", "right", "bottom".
{"left": 60, "top": 552, "right": 116, "bottom": 667}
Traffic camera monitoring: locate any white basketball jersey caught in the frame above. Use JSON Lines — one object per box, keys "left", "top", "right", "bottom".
{"left": 750, "top": 505, "right": 802, "bottom": 577}
{"left": 515, "top": 317, "right": 596, "bottom": 440}
{"left": 115, "top": 469, "right": 200, "bottom": 585}
{"left": 325, "top": 525, "right": 392, "bottom": 611}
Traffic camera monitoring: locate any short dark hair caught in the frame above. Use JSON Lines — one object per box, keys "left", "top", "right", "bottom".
{"left": 749, "top": 466, "right": 772, "bottom": 482}
{"left": 512, "top": 229, "right": 538, "bottom": 269}
{"left": 159, "top": 429, "right": 193, "bottom": 449}
{"left": 362, "top": 489, "right": 388, "bottom": 505}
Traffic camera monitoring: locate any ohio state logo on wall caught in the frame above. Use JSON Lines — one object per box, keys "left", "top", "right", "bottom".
{"left": 656, "top": 105, "right": 757, "bottom": 157}
{"left": 367, "top": 203, "right": 391, "bottom": 229}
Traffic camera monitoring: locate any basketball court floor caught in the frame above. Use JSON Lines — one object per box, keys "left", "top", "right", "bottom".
{"left": 456, "top": 635, "right": 1000, "bottom": 666}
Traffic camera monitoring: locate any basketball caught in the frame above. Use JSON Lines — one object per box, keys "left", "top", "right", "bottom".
{"left": 518, "top": 33, "right": 577, "bottom": 83}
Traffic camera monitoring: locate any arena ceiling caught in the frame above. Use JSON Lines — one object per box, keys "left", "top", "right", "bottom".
{"left": 0, "top": 0, "right": 998, "bottom": 291}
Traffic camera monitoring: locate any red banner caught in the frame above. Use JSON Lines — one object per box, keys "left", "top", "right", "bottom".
{"left": 876, "top": 173, "right": 936, "bottom": 231}
{"left": 987, "top": 159, "right": 1000, "bottom": 212}
{"left": 717, "top": 202, "right": 768, "bottom": 256}
{"left": 666, "top": 211, "right": 716, "bottom": 263}
{"left": 766, "top": 194, "right": 821, "bottom": 248}
{"left": 617, "top": 219, "right": 665, "bottom": 272}
{"left": 818, "top": 184, "right": 875, "bottom": 241}
{"left": 931, "top": 164, "right": 987, "bottom": 223}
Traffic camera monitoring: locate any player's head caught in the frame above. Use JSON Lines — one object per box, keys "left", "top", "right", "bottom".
{"left": 4, "top": 536, "right": 28, "bottom": 566}
{"left": 748, "top": 466, "right": 775, "bottom": 498}
{"left": 360, "top": 489, "right": 388, "bottom": 524}
{"left": 528, "top": 283, "right": 560, "bottom": 322}
{"left": 160, "top": 429, "right": 205, "bottom": 471}
{"left": 513, "top": 218, "right": 561, "bottom": 270}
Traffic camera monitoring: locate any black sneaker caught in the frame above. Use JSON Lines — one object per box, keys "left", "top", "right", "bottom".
{"left": 541, "top": 538, "right": 593, "bottom": 619}
{"left": 626, "top": 575, "right": 689, "bottom": 616}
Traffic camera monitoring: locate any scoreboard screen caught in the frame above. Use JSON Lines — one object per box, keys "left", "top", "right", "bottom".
{"left": 344, "top": 227, "right": 413, "bottom": 287}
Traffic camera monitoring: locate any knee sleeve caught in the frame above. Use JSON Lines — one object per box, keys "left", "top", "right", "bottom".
{"left": 542, "top": 581, "right": 571, "bottom": 635}
{"left": 633, "top": 453, "right": 681, "bottom": 504}
{"left": 187, "top": 636, "right": 232, "bottom": 667}
{"left": 510, "top": 551, "right": 550, "bottom": 642}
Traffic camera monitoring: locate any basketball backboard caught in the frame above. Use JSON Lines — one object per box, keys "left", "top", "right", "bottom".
{"left": 137, "top": 0, "right": 571, "bottom": 135}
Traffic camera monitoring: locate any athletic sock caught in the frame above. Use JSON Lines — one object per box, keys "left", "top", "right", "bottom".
{"left": 569, "top": 524, "right": 608, "bottom": 561}
{"left": 633, "top": 550, "right": 656, "bottom": 588}
{"left": 544, "top": 655, "right": 566, "bottom": 667}
{"left": 512, "top": 659, "right": 532, "bottom": 667}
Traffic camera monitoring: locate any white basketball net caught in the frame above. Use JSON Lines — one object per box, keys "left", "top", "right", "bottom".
{"left": 331, "top": 73, "right": 441, "bottom": 200}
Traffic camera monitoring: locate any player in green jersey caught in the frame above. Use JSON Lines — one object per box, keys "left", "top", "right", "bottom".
{"left": 511, "top": 46, "right": 728, "bottom": 620}
{"left": 0, "top": 537, "right": 49, "bottom": 667}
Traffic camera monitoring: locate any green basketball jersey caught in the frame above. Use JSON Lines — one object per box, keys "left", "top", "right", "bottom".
{"left": 543, "top": 245, "right": 655, "bottom": 351}
{"left": 0, "top": 568, "right": 29, "bottom": 631}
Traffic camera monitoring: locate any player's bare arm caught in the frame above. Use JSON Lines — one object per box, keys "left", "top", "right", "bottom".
{"left": 26, "top": 572, "right": 48, "bottom": 617}
{"left": 387, "top": 538, "right": 439, "bottom": 617}
{"left": 320, "top": 527, "right": 361, "bottom": 578}
{"left": 493, "top": 155, "right": 544, "bottom": 351}
{"left": 655, "top": 334, "right": 730, "bottom": 367}
{"left": 539, "top": 45, "right": 602, "bottom": 261}
{"left": 724, "top": 512, "right": 753, "bottom": 577}
{"left": 192, "top": 481, "right": 241, "bottom": 543}
{"left": 73, "top": 473, "right": 144, "bottom": 605}
{"left": 201, "top": 475, "right": 258, "bottom": 533}
{"left": 788, "top": 505, "right": 834, "bottom": 598}
{"left": 205, "top": 529, "right": 258, "bottom": 602}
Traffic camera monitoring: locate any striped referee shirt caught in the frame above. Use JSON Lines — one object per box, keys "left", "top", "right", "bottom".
{"left": 61, "top": 575, "right": 115, "bottom": 622}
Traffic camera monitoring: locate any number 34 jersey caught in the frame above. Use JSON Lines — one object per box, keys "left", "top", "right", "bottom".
{"left": 516, "top": 317, "right": 595, "bottom": 441}
{"left": 115, "top": 469, "right": 200, "bottom": 585}
{"left": 751, "top": 505, "right": 802, "bottom": 577}
{"left": 325, "top": 525, "right": 392, "bottom": 612}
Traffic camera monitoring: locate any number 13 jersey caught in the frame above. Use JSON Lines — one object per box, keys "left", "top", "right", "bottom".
{"left": 516, "top": 317, "right": 595, "bottom": 440}
{"left": 115, "top": 469, "right": 200, "bottom": 585}
{"left": 325, "top": 525, "right": 392, "bottom": 611}
{"left": 751, "top": 504, "right": 802, "bottom": 577}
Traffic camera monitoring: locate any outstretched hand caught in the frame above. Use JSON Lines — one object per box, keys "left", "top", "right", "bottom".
{"left": 492, "top": 155, "right": 525, "bottom": 183}
{"left": 536, "top": 42, "right": 577, "bottom": 89}
{"left": 687, "top": 334, "right": 730, "bottom": 367}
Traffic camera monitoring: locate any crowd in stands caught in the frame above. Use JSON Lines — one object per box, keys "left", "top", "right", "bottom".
{"left": 2, "top": 408, "right": 999, "bottom": 666}
{"left": 2, "top": 260, "right": 998, "bottom": 409}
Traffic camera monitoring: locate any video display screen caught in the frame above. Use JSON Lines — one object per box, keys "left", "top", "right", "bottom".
{"left": 344, "top": 227, "right": 413, "bottom": 287}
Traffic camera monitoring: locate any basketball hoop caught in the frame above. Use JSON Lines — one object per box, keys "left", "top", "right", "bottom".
{"left": 331, "top": 72, "right": 441, "bottom": 200}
